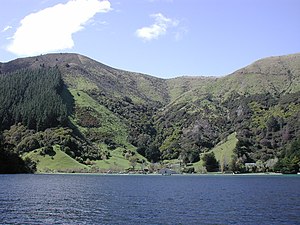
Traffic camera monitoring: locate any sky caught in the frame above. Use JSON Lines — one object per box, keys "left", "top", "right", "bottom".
{"left": 1, "top": 0, "right": 300, "bottom": 78}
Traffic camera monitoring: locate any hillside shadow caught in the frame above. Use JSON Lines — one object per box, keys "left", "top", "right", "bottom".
{"left": 60, "top": 85, "right": 75, "bottom": 115}
{"left": 60, "top": 85, "right": 86, "bottom": 140}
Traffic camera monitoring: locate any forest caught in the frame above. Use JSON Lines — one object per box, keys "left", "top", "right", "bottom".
{"left": 0, "top": 67, "right": 68, "bottom": 131}
{"left": 0, "top": 68, "right": 68, "bottom": 173}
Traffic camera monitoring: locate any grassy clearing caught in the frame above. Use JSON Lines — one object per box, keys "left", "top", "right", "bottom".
{"left": 92, "top": 147, "right": 147, "bottom": 172}
{"left": 24, "top": 145, "right": 88, "bottom": 173}
{"left": 24, "top": 145, "right": 148, "bottom": 173}
{"left": 160, "top": 133, "right": 238, "bottom": 173}
{"left": 69, "top": 88, "right": 129, "bottom": 145}
{"left": 64, "top": 74, "right": 98, "bottom": 92}
{"left": 93, "top": 148, "right": 131, "bottom": 171}
{"left": 211, "top": 132, "right": 238, "bottom": 163}
{"left": 192, "top": 133, "right": 237, "bottom": 173}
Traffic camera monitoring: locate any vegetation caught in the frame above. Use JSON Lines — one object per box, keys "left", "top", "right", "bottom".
{"left": 275, "top": 139, "right": 300, "bottom": 174}
{"left": 1, "top": 52, "right": 300, "bottom": 174}
{"left": 24, "top": 145, "right": 88, "bottom": 173}
{"left": 0, "top": 67, "right": 68, "bottom": 131}
{"left": 0, "top": 132, "right": 36, "bottom": 173}
{"left": 202, "top": 152, "right": 219, "bottom": 172}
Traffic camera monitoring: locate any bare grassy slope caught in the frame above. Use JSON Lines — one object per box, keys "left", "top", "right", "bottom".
{"left": 170, "top": 53, "right": 300, "bottom": 103}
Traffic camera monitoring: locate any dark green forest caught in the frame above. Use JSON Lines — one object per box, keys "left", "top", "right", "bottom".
{"left": 0, "top": 67, "right": 67, "bottom": 131}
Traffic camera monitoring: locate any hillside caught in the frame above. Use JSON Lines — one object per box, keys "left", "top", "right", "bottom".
{"left": 0, "top": 53, "right": 300, "bottom": 174}
{"left": 0, "top": 54, "right": 170, "bottom": 104}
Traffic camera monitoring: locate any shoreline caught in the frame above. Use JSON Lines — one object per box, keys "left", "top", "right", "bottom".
{"left": 27, "top": 172, "right": 297, "bottom": 176}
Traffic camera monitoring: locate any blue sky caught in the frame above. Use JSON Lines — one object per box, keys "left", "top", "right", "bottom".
{"left": 1, "top": 0, "right": 300, "bottom": 78}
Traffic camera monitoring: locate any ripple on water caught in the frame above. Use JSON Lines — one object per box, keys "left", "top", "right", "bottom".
{"left": 0, "top": 174, "right": 300, "bottom": 224}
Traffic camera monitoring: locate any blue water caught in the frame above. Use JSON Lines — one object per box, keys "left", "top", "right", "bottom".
{"left": 0, "top": 174, "right": 300, "bottom": 225}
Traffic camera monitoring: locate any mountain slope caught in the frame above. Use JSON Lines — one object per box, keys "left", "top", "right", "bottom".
{"left": 150, "top": 53, "right": 300, "bottom": 171}
{"left": 171, "top": 53, "right": 300, "bottom": 103}
{"left": 0, "top": 53, "right": 169, "bottom": 105}
{"left": 1, "top": 52, "right": 300, "bottom": 173}
{"left": 213, "top": 53, "right": 300, "bottom": 96}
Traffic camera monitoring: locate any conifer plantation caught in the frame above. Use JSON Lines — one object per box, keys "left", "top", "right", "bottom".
{"left": 0, "top": 67, "right": 67, "bottom": 131}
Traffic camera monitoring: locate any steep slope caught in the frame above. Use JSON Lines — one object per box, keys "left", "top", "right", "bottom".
{"left": 1, "top": 52, "right": 300, "bottom": 173}
{"left": 170, "top": 53, "right": 300, "bottom": 103}
{"left": 0, "top": 53, "right": 169, "bottom": 105}
{"left": 166, "top": 76, "right": 217, "bottom": 102}
{"left": 154, "top": 53, "right": 300, "bottom": 171}
{"left": 211, "top": 53, "right": 300, "bottom": 97}
{"left": 0, "top": 53, "right": 172, "bottom": 172}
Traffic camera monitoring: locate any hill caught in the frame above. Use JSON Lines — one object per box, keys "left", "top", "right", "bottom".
{"left": 0, "top": 53, "right": 300, "bottom": 173}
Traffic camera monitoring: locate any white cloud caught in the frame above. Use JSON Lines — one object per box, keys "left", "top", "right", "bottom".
{"left": 7, "top": 0, "right": 111, "bottom": 56}
{"left": 136, "top": 13, "right": 178, "bottom": 41}
{"left": 1, "top": 26, "right": 12, "bottom": 33}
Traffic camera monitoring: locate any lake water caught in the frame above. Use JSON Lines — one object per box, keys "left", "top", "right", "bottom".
{"left": 0, "top": 174, "right": 300, "bottom": 225}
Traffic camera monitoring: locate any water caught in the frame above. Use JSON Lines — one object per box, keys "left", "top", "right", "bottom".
{"left": 0, "top": 174, "right": 300, "bottom": 225}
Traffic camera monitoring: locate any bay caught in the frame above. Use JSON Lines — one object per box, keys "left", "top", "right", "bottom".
{"left": 0, "top": 174, "right": 300, "bottom": 225}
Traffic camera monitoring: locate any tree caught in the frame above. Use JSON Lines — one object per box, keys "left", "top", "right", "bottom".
{"left": 145, "top": 145, "right": 161, "bottom": 163}
{"left": 275, "top": 139, "right": 300, "bottom": 174}
{"left": 202, "top": 152, "right": 219, "bottom": 172}
{"left": 179, "top": 149, "right": 200, "bottom": 165}
{"left": 255, "top": 160, "right": 265, "bottom": 173}
{"left": 220, "top": 153, "right": 227, "bottom": 173}
{"left": 0, "top": 147, "right": 36, "bottom": 174}
{"left": 286, "top": 138, "right": 300, "bottom": 159}
{"left": 0, "top": 131, "right": 34, "bottom": 173}
{"left": 137, "top": 146, "right": 146, "bottom": 157}
{"left": 275, "top": 157, "right": 299, "bottom": 174}
{"left": 129, "top": 156, "right": 138, "bottom": 170}
{"left": 266, "top": 116, "right": 280, "bottom": 132}
{"left": 265, "top": 158, "right": 278, "bottom": 172}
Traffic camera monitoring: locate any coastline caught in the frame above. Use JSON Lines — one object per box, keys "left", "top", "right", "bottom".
{"left": 29, "top": 172, "right": 295, "bottom": 176}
